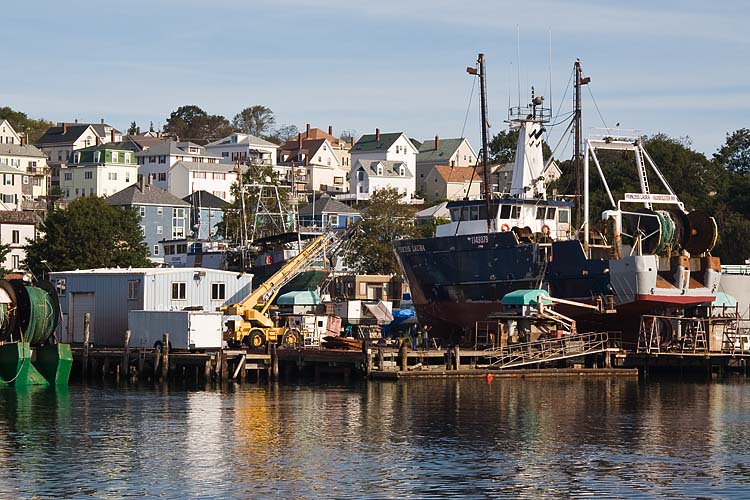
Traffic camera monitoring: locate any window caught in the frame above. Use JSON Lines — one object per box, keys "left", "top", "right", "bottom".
{"left": 510, "top": 206, "right": 521, "bottom": 219}
{"left": 213, "top": 173, "right": 225, "bottom": 180}
{"left": 329, "top": 215, "right": 339, "bottom": 227}
{"left": 157, "top": 206, "right": 163, "bottom": 215}
{"left": 12, "top": 230, "right": 19, "bottom": 244}
{"left": 334, "top": 176, "right": 344, "bottom": 185}
{"left": 125, "top": 172, "right": 130, "bottom": 182}
{"left": 12, "top": 255, "right": 19, "bottom": 270}
{"left": 357, "top": 171, "right": 364, "bottom": 181}
{"left": 158, "top": 173, "right": 166, "bottom": 181}
{"left": 149, "top": 156, "right": 156, "bottom": 162}
{"left": 222, "top": 152, "right": 229, "bottom": 157}
{"left": 23, "top": 176, "right": 28, "bottom": 185}
{"left": 124, "top": 152, "right": 131, "bottom": 163}
{"left": 64, "top": 172, "right": 73, "bottom": 181}
{"left": 213, "top": 191, "right": 225, "bottom": 199}
{"left": 153, "top": 245, "right": 160, "bottom": 256}
{"left": 111, "top": 151, "right": 118, "bottom": 162}
{"left": 171, "top": 282, "right": 186, "bottom": 300}
{"left": 157, "top": 225, "right": 163, "bottom": 234}
{"left": 172, "top": 208, "right": 185, "bottom": 238}
{"left": 90, "top": 188, "right": 95, "bottom": 195}
{"left": 211, "top": 282, "right": 226, "bottom": 300}
{"left": 164, "top": 245, "right": 175, "bottom": 256}
{"left": 128, "top": 280, "right": 138, "bottom": 300}
{"left": 546, "top": 207, "right": 556, "bottom": 219}
{"left": 108, "top": 172, "right": 117, "bottom": 181}
{"left": 159, "top": 156, "right": 166, "bottom": 164}
{"left": 84, "top": 171, "right": 93, "bottom": 180}
{"left": 536, "top": 207, "right": 546, "bottom": 220}
{"left": 139, "top": 206, "right": 145, "bottom": 217}
{"left": 56, "top": 278, "right": 66, "bottom": 296}
{"left": 558, "top": 209, "right": 570, "bottom": 224}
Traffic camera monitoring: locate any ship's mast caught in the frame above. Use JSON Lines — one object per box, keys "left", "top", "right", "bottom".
{"left": 573, "top": 59, "right": 590, "bottom": 250}
{"left": 477, "top": 54, "right": 492, "bottom": 232}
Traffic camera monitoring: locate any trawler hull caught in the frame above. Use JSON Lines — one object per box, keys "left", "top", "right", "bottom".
{"left": 394, "top": 233, "right": 720, "bottom": 346}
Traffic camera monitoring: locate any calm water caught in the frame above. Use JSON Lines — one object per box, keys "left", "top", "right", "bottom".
{"left": 1, "top": 377, "right": 749, "bottom": 499}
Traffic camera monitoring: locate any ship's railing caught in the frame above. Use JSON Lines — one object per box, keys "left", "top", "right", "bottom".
{"left": 483, "top": 330, "right": 612, "bottom": 369}
{"left": 508, "top": 105, "right": 551, "bottom": 123}
{"left": 587, "top": 128, "right": 642, "bottom": 143}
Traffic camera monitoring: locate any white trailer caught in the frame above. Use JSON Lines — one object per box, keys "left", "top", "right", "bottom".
{"left": 128, "top": 310, "right": 224, "bottom": 350}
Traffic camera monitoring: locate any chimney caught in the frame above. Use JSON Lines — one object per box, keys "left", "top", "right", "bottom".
{"left": 62, "top": 122, "right": 68, "bottom": 135}
{"left": 136, "top": 126, "right": 141, "bottom": 135}
{"left": 74, "top": 118, "right": 78, "bottom": 124}
{"left": 306, "top": 123, "right": 310, "bottom": 136}
{"left": 435, "top": 135, "right": 440, "bottom": 149}
{"left": 110, "top": 129, "right": 115, "bottom": 143}
{"left": 351, "top": 136, "right": 354, "bottom": 146}
{"left": 101, "top": 118, "right": 104, "bottom": 124}
{"left": 20, "top": 135, "right": 26, "bottom": 146}
{"left": 375, "top": 128, "right": 380, "bottom": 141}
{"left": 328, "top": 125, "right": 333, "bottom": 136}
{"left": 139, "top": 175, "right": 146, "bottom": 191}
{"left": 297, "top": 132, "right": 302, "bottom": 148}
{"left": 96, "top": 135, "right": 101, "bottom": 145}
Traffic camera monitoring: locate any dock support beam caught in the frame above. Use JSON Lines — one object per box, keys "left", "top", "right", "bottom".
{"left": 82, "top": 312, "right": 90, "bottom": 379}
{"left": 161, "top": 333, "right": 170, "bottom": 382}
{"left": 121, "top": 330, "right": 131, "bottom": 379}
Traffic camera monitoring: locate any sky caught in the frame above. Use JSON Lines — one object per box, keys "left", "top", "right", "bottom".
{"left": 3, "top": 0, "right": 749, "bottom": 156}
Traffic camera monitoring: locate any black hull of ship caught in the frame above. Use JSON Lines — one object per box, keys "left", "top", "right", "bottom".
{"left": 394, "top": 232, "right": 702, "bottom": 346}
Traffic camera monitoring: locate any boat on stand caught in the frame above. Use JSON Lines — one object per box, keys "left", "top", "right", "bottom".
{"left": 393, "top": 54, "right": 720, "bottom": 346}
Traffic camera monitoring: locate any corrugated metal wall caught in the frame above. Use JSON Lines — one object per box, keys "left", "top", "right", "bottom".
{"left": 50, "top": 269, "right": 253, "bottom": 346}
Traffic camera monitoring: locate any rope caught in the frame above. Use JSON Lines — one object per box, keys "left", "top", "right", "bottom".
{"left": 460, "top": 64, "right": 478, "bottom": 139}
{"left": 0, "top": 327, "right": 26, "bottom": 385}
{"left": 586, "top": 85, "right": 609, "bottom": 130}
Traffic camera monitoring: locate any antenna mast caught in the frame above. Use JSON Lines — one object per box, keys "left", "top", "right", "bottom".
{"left": 573, "top": 59, "right": 590, "bottom": 247}
{"left": 468, "top": 53, "right": 493, "bottom": 232}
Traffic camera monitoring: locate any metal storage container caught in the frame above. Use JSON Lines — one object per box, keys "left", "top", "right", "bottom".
{"left": 128, "top": 310, "right": 224, "bottom": 350}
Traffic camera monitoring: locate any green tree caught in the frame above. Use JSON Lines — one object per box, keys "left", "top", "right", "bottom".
{"left": 219, "top": 164, "right": 291, "bottom": 244}
{"left": 163, "top": 105, "right": 231, "bottom": 144}
{"left": 25, "top": 197, "right": 152, "bottom": 276}
{"left": 232, "top": 106, "right": 276, "bottom": 137}
{"left": 714, "top": 128, "right": 750, "bottom": 175}
{"left": 0, "top": 106, "right": 54, "bottom": 143}
{"left": 127, "top": 121, "right": 138, "bottom": 135}
{"left": 489, "top": 128, "right": 552, "bottom": 164}
{"left": 345, "top": 188, "right": 418, "bottom": 274}
{"left": 266, "top": 124, "right": 299, "bottom": 144}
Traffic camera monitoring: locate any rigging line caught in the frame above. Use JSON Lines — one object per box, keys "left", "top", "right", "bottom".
{"left": 544, "top": 65, "right": 575, "bottom": 143}
{"left": 460, "top": 68, "right": 478, "bottom": 139}
{"left": 456, "top": 154, "right": 484, "bottom": 237}
{"left": 545, "top": 117, "right": 575, "bottom": 164}
{"left": 586, "top": 85, "right": 609, "bottom": 131}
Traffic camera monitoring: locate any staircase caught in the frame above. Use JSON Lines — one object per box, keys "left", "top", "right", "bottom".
{"left": 483, "top": 331, "right": 611, "bottom": 369}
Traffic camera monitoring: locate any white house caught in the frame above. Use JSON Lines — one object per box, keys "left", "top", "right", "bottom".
{"left": 36, "top": 120, "right": 122, "bottom": 165}
{"left": 0, "top": 210, "right": 36, "bottom": 272}
{"left": 0, "top": 121, "right": 49, "bottom": 200}
{"left": 205, "top": 132, "right": 278, "bottom": 167}
{"left": 0, "top": 164, "right": 28, "bottom": 210}
{"left": 350, "top": 129, "right": 417, "bottom": 172}
{"left": 60, "top": 144, "right": 138, "bottom": 201}
{"left": 279, "top": 137, "right": 348, "bottom": 193}
{"left": 279, "top": 125, "right": 352, "bottom": 171}
{"left": 0, "top": 120, "right": 21, "bottom": 145}
{"left": 167, "top": 161, "right": 240, "bottom": 203}
{"left": 349, "top": 159, "right": 415, "bottom": 202}
{"left": 135, "top": 141, "right": 222, "bottom": 190}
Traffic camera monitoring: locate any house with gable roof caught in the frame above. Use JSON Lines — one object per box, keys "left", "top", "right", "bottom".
{"left": 60, "top": 144, "right": 138, "bottom": 201}
{"left": 416, "top": 136, "right": 477, "bottom": 194}
{"left": 280, "top": 124, "right": 352, "bottom": 170}
{"left": 105, "top": 181, "right": 191, "bottom": 263}
{"left": 422, "top": 165, "right": 482, "bottom": 202}
{"left": 183, "top": 190, "right": 229, "bottom": 241}
{"left": 167, "top": 161, "right": 240, "bottom": 203}
{"left": 0, "top": 120, "right": 21, "bottom": 145}
{"left": 298, "top": 194, "right": 360, "bottom": 230}
{"left": 348, "top": 129, "right": 418, "bottom": 202}
{"left": 278, "top": 135, "right": 348, "bottom": 193}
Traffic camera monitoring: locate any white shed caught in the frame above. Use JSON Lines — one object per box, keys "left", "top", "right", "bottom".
{"left": 49, "top": 267, "right": 253, "bottom": 346}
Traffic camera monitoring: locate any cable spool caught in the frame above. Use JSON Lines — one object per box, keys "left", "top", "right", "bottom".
{"left": 653, "top": 210, "right": 677, "bottom": 254}
{"left": 0, "top": 280, "right": 60, "bottom": 345}
{"left": 684, "top": 211, "right": 718, "bottom": 255}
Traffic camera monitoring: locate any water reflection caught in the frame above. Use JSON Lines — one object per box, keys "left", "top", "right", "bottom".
{"left": 0, "top": 378, "right": 748, "bottom": 499}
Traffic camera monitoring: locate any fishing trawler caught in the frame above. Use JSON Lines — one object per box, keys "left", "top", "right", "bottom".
{"left": 393, "top": 55, "right": 720, "bottom": 345}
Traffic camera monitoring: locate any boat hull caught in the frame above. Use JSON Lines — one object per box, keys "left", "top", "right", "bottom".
{"left": 394, "top": 233, "right": 720, "bottom": 346}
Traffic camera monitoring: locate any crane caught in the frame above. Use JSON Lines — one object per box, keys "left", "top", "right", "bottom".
{"left": 220, "top": 229, "right": 348, "bottom": 348}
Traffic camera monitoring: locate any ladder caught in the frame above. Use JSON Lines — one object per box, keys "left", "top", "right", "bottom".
{"left": 484, "top": 331, "right": 610, "bottom": 369}
{"left": 635, "top": 144, "right": 651, "bottom": 209}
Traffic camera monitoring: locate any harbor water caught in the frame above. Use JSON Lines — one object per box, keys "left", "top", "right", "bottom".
{"left": 1, "top": 378, "right": 749, "bottom": 499}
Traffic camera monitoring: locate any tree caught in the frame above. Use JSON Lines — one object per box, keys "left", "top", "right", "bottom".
{"left": 232, "top": 106, "right": 276, "bottom": 137}
{"left": 127, "top": 121, "right": 138, "bottom": 135}
{"left": 266, "top": 124, "right": 299, "bottom": 144}
{"left": 489, "top": 128, "right": 551, "bottom": 164}
{"left": 204, "top": 114, "right": 232, "bottom": 142}
{"left": 714, "top": 128, "right": 750, "bottom": 175}
{"left": 0, "top": 106, "right": 54, "bottom": 143}
{"left": 149, "top": 121, "right": 155, "bottom": 133}
{"left": 345, "top": 188, "right": 418, "bottom": 274}
{"left": 163, "top": 105, "right": 208, "bottom": 141}
{"left": 25, "top": 197, "right": 152, "bottom": 276}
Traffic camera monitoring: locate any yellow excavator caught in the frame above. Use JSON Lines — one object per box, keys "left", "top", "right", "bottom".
{"left": 220, "top": 231, "right": 342, "bottom": 348}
